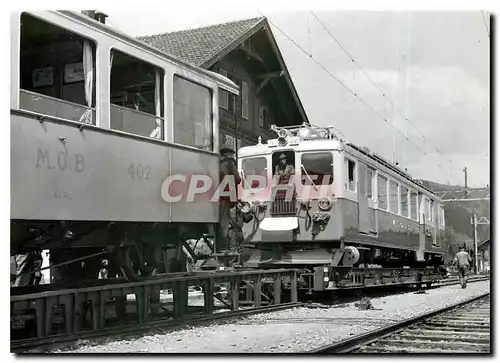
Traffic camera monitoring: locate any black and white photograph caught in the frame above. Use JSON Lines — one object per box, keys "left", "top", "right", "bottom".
{"left": 8, "top": 2, "right": 491, "bottom": 355}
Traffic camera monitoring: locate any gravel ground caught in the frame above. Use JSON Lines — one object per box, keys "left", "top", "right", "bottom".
{"left": 59, "top": 280, "right": 490, "bottom": 353}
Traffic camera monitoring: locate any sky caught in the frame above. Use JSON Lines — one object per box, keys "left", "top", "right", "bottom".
{"left": 99, "top": 7, "right": 490, "bottom": 188}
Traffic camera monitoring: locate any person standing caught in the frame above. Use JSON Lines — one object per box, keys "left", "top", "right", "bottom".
{"left": 453, "top": 245, "right": 472, "bottom": 288}
{"left": 218, "top": 143, "right": 241, "bottom": 252}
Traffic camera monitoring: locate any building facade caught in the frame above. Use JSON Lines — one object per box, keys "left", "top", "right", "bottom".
{"left": 139, "top": 17, "right": 309, "bottom": 152}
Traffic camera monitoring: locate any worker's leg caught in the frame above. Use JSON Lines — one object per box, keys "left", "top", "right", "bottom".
{"left": 218, "top": 202, "right": 231, "bottom": 252}
{"left": 459, "top": 267, "right": 466, "bottom": 288}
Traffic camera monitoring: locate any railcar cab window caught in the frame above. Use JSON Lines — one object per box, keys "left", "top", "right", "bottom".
{"left": 430, "top": 199, "right": 435, "bottom": 222}
{"left": 400, "top": 185, "right": 409, "bottom": 217}
{"left": 272, "top": 151, "right": 295, "bottom": 185}
{"left": 173, "top": 76, "right": 213, "bottom": 151}
{"left": 345, "top": 158, "right": 356, "bottom": 192}
{"left": 301, "top": 153, "right": 333, "bottom": 186}
{"left": 19, "top": 13, "right": 96, "bottom": 124}
{"left": 241, "top": 157, "right": 268, "bottom": 189}
{"left": 110, "top": 50, "right": 164, "bottom": 139}
{"left": 377, "top": 174, "right": 388, "bottom": 210}
{"left": 410, "top": 191, "right": 418, "bottom": 220}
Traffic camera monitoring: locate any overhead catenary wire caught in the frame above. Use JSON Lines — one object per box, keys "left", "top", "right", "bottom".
{"left": 258, "top": 12, "right": 461, "bottom": 178}
{"left": 309, "top": 11, "right": 460, "bottom": 174}
{"left": 480, "top": 11, "right": 490, "bottom": 38}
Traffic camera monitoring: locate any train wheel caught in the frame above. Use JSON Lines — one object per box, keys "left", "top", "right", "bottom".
{"left": 118, "top": 239, "right": 158, "bottom": 282}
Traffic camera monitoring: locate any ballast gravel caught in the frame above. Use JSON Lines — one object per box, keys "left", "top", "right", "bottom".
{"left": 59, "top": 280, "right": 490, "bottom": 353}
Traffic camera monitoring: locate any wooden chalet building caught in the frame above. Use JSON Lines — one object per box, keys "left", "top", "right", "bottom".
{"left": 139, "top": 17, "right": 309, "bottom": 152}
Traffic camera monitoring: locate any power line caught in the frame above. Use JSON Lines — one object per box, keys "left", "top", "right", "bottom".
{"left": 310, "top": 11, "right": 459, "bottom": 172}
{"left": 259, "top": 12, "right": 463, "bottom": 181}
{"left": 260, "top": 12, "right": 428, "bottom": 155}
{"left": 480, "top": 11, "right": 490, "bottom": 38}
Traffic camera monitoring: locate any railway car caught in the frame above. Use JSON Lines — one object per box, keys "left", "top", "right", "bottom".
{"left": 10, "top": 10, "right": 239, "bottom": 282}
{"left": 237, "top": 124, "right": 447, "bottom": 291}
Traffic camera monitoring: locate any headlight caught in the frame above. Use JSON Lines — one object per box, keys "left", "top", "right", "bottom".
{"left": 317, "top": 197, "right": 332, "bottom": 211}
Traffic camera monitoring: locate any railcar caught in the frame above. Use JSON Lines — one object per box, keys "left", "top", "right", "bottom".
{"left": 237, "top": 124, "right": 447, "bottom": 291}
{"left": 10, "top": 10, "right": 239, "bottom": 282}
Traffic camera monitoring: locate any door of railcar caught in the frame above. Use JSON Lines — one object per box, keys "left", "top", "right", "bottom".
{"left": 357, "top": 162, "right": 370, "bottom": 234}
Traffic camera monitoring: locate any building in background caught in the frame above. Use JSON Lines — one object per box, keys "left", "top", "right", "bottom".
{"left": 139, "top": 17, "right": 309, "bottom": 151}
{"left": 477, "top": 238, "right": 490, "bottom": 274}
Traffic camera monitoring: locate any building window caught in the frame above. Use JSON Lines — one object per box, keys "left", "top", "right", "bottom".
{"left": 173, "top": 76, "right": 213, "bottom": 151}
{"left": 389, "top": 181, "right": 399, "bottom": 214}
{"left": 377, "top": 174, "right": 388, "bottom": 210}
{"left": 259, "top": 103, "right": 268, "bottom": 128}
{"left": 19, "top": 13, "right": 97, "bottom": 124}
{"left": 410, "top": 191, "right": 418, "bottom": 220}
{"left": 225, "top": 134, "right": 235, "bottom": 149}
{"left": 241, "top": 81, "right": 249, "bottom": 120}
{"left": 301, "top": 152, "right": 333, "bottom": 186}
{"left": 345, "top": 158, "right": 356, "bottom": 192}
{"left": 110, "top": 50, "right": 164, "bottom": 139}
{"left": 218, "top": 69, "right": 228, "bottom": 110}
{"left": 367, "top": 167, "right": 375, "bottom": 199}
{"left": 400, "top": 185, "right": 409, "bottom": 217}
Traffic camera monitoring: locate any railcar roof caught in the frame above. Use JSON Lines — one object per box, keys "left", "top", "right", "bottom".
{"left": 50, "top": 11, "right": 239, "bottom": 95}
{"left": 239, "top": 137, "right": 441, "bottom": 200}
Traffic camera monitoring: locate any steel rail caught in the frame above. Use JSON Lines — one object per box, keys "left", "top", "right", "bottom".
{"left": 308, "top": 292, "right": 490, "bottom": 353}
{"left": 12, "top": 301, "right": 302, "bottom": 353}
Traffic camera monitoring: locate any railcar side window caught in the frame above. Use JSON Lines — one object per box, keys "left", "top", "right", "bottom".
{"left": 425, "top": 198, "right": 431, "bottom": 221}
{"left": 389, "top": 181, "right": 399, "bottom": 214}
{"left": 377, "top": 175, "right": 388, "bottom": 210}
{"left": 242, "top": 157, "right": 268, "bottom": 189}
{"left": 439, "top": 204, "right": 445, "bottom": 229}
{"left": 110, "top": 50, "right": 164, "bottom": 139}
{"left": 301, "top": 153, "right": 333, "bottom": 186}
{"left": 410, "top": 191, "right": 418, "bottom": 220}
{"left": 430, "top": 199, "right": 435, "bottom": 222}
{"left": 400, "top": 186, "right": 409, "bottom": 217}
{"left": 367, "top": 168, "right": 375, "bottom": 199}
{"left": 345, "top": 158, "right": 356, "bottom": 192}
{"left": 173, "top": 76, "right": 213, "bottom": 151}
{"left": 19, "top": 13, "right": 96, "bottom": 124}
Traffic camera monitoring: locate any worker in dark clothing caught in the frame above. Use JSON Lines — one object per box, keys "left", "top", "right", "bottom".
{"left": 453, "top": 246, "right": 472, "bottom": 288}
{"left": 274, "top": 153, "right": 295, "bottom": 184}
{"left": 228, "top": 204, "right": 253, "bottom": 251}
{"left": 218, "top": 142, "right": 241, "bottom": 252}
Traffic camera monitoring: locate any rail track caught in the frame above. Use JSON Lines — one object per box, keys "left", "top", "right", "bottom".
{"left": 11, "top": 271, "right": 488, "bottom": 353}
{"left": 310, "top": 292, "right": 490, "bottom": 354}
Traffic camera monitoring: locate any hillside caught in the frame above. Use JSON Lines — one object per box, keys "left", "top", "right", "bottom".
{"left": 421, "top": 180, "right": 490, "bottom": 260}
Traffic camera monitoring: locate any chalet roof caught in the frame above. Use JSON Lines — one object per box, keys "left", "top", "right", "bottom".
{"left": 138, "top": 16, "right": 309, "bottom": 123}
{"left": 478, "top": 238, "right": 490, "bottom": 249}
{"left": 138, "top": 17, "right": 266, "bottom": 67}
